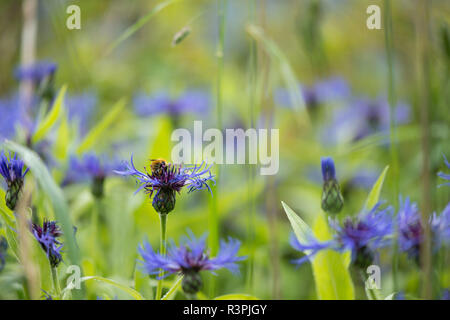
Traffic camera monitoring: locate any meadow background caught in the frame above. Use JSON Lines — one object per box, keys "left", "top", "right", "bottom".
{"left": 0, "top": 0, "right": 449, "bottom": 300}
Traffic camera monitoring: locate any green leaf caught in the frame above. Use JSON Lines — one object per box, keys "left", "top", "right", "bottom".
{"left": 134, "top": 267, "right": 153, "bottom": 300}
{"left": 53, "top": 110, "right": 71, "bottom": 161}
{"left": 364, "top": 165, "right": 389, "bottom": 211}
{"left": 281, "top": 201, "right": 354, "bottom": 300}
{"left": 2, "top": 141, "right": 82, "bottom": 282}
{"left": 0, "top": 190, "right": 15, "bottom": 228}
{"left": 161, "top": 275, "right": 182, "bottom": 300}
{"left": 105, "top": 0, "right": 181, "bottom": 55}
{"left": 246, "top": 24, "right": 309, "bottom": 128}
{"left": 76, "top": 98, "right": 125, "bottom": 154}
{"left": 80, "top": 276, "right": 144, "bottom": 300}
{"left": 311, "top": 215, "right": 355, "bottom": 300}
{"left": 214, "top": 294, "right": 259, "bottom": 300}
{"left": 32, "top": 85, "right": 67, "bottom": 144}
{"left": 384, "top": 293, "right": 396, "bottom": 300}
{"left": 281, "top": 201, "right": 315, "bottom": 255}
{"left": 147, "top": 116, "right": 173, "bottom": 160}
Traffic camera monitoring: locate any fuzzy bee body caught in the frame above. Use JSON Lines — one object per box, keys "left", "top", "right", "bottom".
{"left": 150, "top": 158, "right": 167, "bottom": 177}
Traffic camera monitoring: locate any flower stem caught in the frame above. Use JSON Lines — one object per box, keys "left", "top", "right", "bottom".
{"left": 383, "top": 0, "right": 400, "bottom": 293}
{"left": 51, "top": 266, "right": 61, "bottom": 299}
{"left": 156, "top": 213, "right": 168, "bottom": 300}
{"left": 161, "top": 275, "right": 183, "bottom": 300}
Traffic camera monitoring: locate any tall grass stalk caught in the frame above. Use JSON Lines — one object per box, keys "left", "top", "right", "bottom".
{"left": 383, "top": 0, "right": 400, "bottom": 292}
{"left": 208, "top": 0, "right": 226, "bottom": 297}
{"left": 245, "top": 0, "right": 257, "bottom": 293}
{"left": 415, "top": 0, "right": 433, "bottom": 299}
{"left": 155, "top": 214, "right": 167, "bottom": 300}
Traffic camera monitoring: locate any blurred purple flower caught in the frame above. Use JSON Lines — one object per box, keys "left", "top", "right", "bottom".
{"left": 275, "top": 76, "right": 351, "bottom": 109}
{"left": 65, "top": 92, "right": 97, "bottom": 136}
{"left": 324, "top": 96, "right": 410, "bottom": 144}
{"left": 397, "top": 197, "right": 450, "bottom": 261}
{"left": 14, "top": 61, "right": 57, "bottom": 84}
{"left": 0, "top": 95, "right": 21, "bottom": 140}
{"left": 291, "top": 203, "right": 393, "bottom": 268}
{"left": 32, "top": 220, "right": 63, "bottom": 268}
{"left": 133, "top": 90, "right": 210, "bottom": 117}
{"left": 63, "top": 153, "right": 122, "bottom": 198}
{"left": 438, "top": 155, "right": 450, "bottom": 187}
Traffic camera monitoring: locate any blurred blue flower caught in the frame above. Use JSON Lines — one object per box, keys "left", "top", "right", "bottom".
{"left": 0, "top": 151, "right": 29, "bottom": 210}
{"left": 291, "top": 203, "right": 393, "bottom": 268}
{"left": 65, "top": 92, "right": 97, "bottom": 136}
{"left": 397, "top": 197, "right": 423, "bottom": 260}
{"left": 14, "top": 61, "right": 57, "bottom": 84}
{"left": 442, "top": 289, "right": 450, "bottom": 300}
{"left": 32, "top": 220, "right": 63, "bottom": 268}
{"left": 0, "top": 95, "right": 21, "bottom": 140}
{"left": 438, "top": 155, "right": 450, "bottom": 187}
{"left": 115, "top": 156, "right": 215, "bottom": 214}
{"left": 275, "top": 76, "right": 351, "bottom": 109}
{"left": 138, "top": 232, "right": 245, "bottom": 294}
{"left": 133, "top": 90, "right": 210, "bottom": 117}
{"left": 0, "top": 236, "right": 7, "bottom": 272}
{"left": 397, "top": 197, "right": 450, "bottom": 261}
{"left": 63, "top": 153, "right": 122, "bottom": 198}
{"left": 324, "top": 96, "right": 410, "bottom": 144}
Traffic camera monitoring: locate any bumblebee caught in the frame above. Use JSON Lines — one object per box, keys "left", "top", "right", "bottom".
{"left": 150, "top": 158, "right": 167, "bottom": 177}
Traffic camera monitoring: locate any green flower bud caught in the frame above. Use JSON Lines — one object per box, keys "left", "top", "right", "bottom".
{"left": 182, "top": 270, "right": 203, "bottom": 295}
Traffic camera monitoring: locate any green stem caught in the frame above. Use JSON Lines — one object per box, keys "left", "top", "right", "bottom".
{"left": 161, "top": 275, "right": 183, "bottom": 300}
{"left": 208, "top": 0, "right": 226, "bottom": 298}
{"left": 51, "top": 266, "right": 61, "bottom": 299}
{"left": 155, "top": 213, "right": 168, "bottom": 300}
{"left": 384, "top": 0, "right": 399, "bottom": 293}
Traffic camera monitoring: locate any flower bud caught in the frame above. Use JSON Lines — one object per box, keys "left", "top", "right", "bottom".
{"left": 182, "top": 270, "right": 203, "bottom": 295}
{"left": 152, "top": 189, "right": 176, "bottom": 215}
{"left": 353, "top": 245, "right": 374, "bottom": 270}
{"left": 321, "top": 157, "right": 344, "bottom": 214}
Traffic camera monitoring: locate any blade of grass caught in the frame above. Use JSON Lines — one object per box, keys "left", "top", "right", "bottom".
{"left": 105, "top": 0, "right": 181, "bottom": 55}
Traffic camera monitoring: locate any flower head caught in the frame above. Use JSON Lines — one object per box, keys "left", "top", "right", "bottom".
{"left": 320, "top": 157, "right": 344, "bottom": 214}
{"left": 31, "top": 220, "right": 63, "bottom": 268}
{"left": 63, "top": 153, "right": 122, "bottom": 198}
{"left": 291, "top": 203, "right": 393, "bottom": 269}
{"left": 115, "top": 156, "right": 215, "bottom": 215}
{"left": 14, "top": 61, "right": 57, "bottom": 84}
{"left": 0, "top": 151, "right": 29, "bottom": 210}
{"left": 397, "top": 197, "right": 450, "bottom": 262}
{"left": 438, "top": 155, "right": 450, "bottom": 187}
{"left": 275, "top": 76, "right": 351, "bottom": 110}
{"left": 65, "top": 92, "right": 97, "bottom": 136}
{"left": 138, "top": 233, "right": 245, "bottom": 294}
{"left": 134, "top": 90, "right": 209, "bottom": 117}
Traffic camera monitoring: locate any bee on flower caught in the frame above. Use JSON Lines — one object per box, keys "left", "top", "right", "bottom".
{"left": 114, "top": 155, "right": 215, "bottom": 215}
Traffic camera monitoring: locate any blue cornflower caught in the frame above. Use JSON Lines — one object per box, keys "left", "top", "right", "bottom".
{"left": 114, "top": 156, "right": 215, "bottom": 215}
{"left": 31, "top": 220, "right": 63, "bottom": 268}
{"left": 63, "top": 153, "right": 122, "bottom": 198}
{"left": 291, "top": 203, "right": 393, "bottom": 269}
{"left": 321, "top": 157, "right": 344, "bottom": 214}
{"left": 0, "top": 236, "right": 7, "bottom": 272}
{"left": 133, "top": 90, "right": 210, "bottom": 118}
{"left": 14, "top": 61, "right": 57, "bottom": 84}
{"left": 138, "top": 233, "right": 245, "bottom": 294}
{"left": 438, "top": 155, "right": 450, "bottom": 187}
{"left": 323, "top": 96, "right": 410, "bottom": 144}
{"left": 65, "top": 92, "right": 97, "bottom": 136}
{"left": 0, "top": 95, "right": 21, "bottom": 140}
{"left": 397, "top": 197, "right": 450, "bottom": 262}
{"left": 275, "top": 76, "right": 351, "bottom": 110}
{"left": 15, "top": 61, "right": 58, "bottom": 102}
{"left": 0, "top": 151, "right": 29, "bottom": 210}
